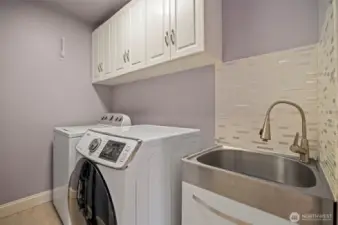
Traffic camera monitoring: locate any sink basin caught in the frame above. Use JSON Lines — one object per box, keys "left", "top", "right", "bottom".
{"left": 197, "top": 150, "right": 316, "bottom": 188}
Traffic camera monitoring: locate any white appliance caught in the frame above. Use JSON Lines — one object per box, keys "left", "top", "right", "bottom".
{"left": 68, "top": 125, "right": 201, "bottom": 225}
{"left": 52, "top": 113, "right": 131, "bottom": 225}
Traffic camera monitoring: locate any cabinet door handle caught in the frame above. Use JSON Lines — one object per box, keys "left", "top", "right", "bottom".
{"left": 192, "top": 195, "right": 252, "bottom": 225}
{"left": 123, "top": 52, "right": 126, "bottom": 63}
{"left": 165, "top": 31, "right": 169, "bottom": 47}
{"left": 170, "top": 29, "right": 175, "bottom": 45}
{"left": 126, "top": 50, "right": 130, "bottom": 62}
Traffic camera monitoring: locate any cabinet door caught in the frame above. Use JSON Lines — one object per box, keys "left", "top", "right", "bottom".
{"left": 110, "top": 18, "right": 117, "bottom": 77}
{"left": 170, "top": 0, "right": 204, "bottom": 59}
{"left": 92, "top": 27, "right": 105, "bottom": 80}
{"left": 114, "top": 10, "right": 129, "bottom": 74}
{"left": 92, "top": 28, "right": 100, "bottom": 81}
{"left": 146, "top": 0, "right": 170, "bottom": 66}
{"left": 98, "top": 26, "right": 105, "bottom": 77}
{"left": 182, "top": 182, "right": 295, "bottom": 225}
{"left": 103, "top": 20, "right": 112, "bottom": 76}
{"left": 129, "top": 0, "right": 146, "bottom": 70}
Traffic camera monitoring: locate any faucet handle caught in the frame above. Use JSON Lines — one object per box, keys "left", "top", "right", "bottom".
{"left": 290, "top": 132, "right": 300, "bottom": 153}
{"left": 259, "top": 128, "right": 263, "bottom": 136}
{"left": 293, "top": 132, "right": 299, "bottom": 146}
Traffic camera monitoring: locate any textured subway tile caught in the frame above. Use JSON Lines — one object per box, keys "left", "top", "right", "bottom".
{"left": 257, "top": 146, "right": 274, "bottom": 151}
{"left": 216, "top": 44, "right": 318, "bottom": 158}
{"left": 251, "top": 141, "right": 267, "bottom": 145}
{"left": 318, "top": 1, "right": 338, "bottom": 200}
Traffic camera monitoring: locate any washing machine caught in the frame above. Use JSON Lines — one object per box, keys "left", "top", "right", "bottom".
{"left": 68, "top": 125, "right": 201, "bottom": 225}
{"left": 53, "top": 113, "right": 131, "bottom": 225}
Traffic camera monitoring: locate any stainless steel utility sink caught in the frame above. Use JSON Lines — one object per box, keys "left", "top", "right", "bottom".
{"left": 197, "top": 149, "right": 316, "bottom": 188}
{"left": 182, "top": 146, "right": 334, "bottom": 224}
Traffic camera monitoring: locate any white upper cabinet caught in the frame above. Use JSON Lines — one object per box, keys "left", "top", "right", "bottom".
{"left": 109, "top": 18, "right": 117, "bottom": 77}
{"left": 92, "top": 0, "right": 222, "bottom": 85}
{"left": 146, "top": 0, "right": 170, "bottom": 66}
{"left": 129, "top": 0, "right": 146, "bottom": 70}
{"left": 103, "top": 20, "right": 112, "bottom": 76}
{"left": 92, "top": 22, "right": 113, "bottom": 81}
{"left": 92, "top": 27, "right": 105, "bottom": 81}
{"left": 92, "top": 28, "right": 100, "bottom": 81}
{"left": 170, "top": 0, "right": 204, "bottom": 59}
{"left": 114, "top": 9, "right": 129, "bottom": 75}
{"left": 98, "top": 26, "right": 105, "bottom": 77}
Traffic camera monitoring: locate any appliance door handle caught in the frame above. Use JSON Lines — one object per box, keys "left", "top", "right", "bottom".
{"left": 192, "top": 194, "right": 252, "bottom": 225}
{"left": 77, "top": 162, "right": 92, "bottom": 221}
{"left": 77, "top": 178, "right": 87, "bottom": 216}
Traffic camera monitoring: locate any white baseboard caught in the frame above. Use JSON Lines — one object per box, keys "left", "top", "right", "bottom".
{"left": 0, "top": 190, "right": 52, "bottom": 218}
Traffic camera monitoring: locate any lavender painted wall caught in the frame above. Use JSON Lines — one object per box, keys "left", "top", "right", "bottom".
{"left": 223, "top": 0, "right": 319, "bottom": 61}
{"left": 110, "top": 0, "right": 320, "bottom": 149}
{"left": 110, "top": 66, "right": 215, "bottom": 148}
{"left": 0, "top": 2, "right": 110, "bottom": 204}
{"left": 319, "top": 0, "right": 332, "bottom": 36}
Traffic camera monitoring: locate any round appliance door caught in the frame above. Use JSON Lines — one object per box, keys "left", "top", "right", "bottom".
{"left": 68, "top": 158, "right": 117, "bottom": 225}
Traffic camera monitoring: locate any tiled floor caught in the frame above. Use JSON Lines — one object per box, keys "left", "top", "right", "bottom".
{"left": 0, "top": 203, "right": 61, "bottom": 225}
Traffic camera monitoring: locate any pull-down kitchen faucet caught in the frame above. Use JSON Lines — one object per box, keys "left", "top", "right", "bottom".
{"left": 259, "top": 100, "right": 310, "bottom": 163}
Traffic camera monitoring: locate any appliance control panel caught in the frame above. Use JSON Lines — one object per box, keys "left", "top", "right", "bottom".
{"left": 76, "top": 130, "right": 141, "bottom": 169}
{"left": 99, "top": 113, "right": 132, "bottom": 127}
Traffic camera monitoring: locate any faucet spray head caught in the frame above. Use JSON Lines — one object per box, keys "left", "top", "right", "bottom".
{"left": 259, "top": 115, "right": 271, "bottom": 142}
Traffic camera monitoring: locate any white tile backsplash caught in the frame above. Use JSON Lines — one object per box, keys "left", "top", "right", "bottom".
{"left": 216, "top": 45, "right": 319, "bottom": 158}
{"left": 318, "top": 0, "right": 338, "bottom": 199}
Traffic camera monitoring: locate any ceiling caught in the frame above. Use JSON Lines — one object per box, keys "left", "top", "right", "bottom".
{"left": 47, "top": 0, "right": 130, "bottom": 26}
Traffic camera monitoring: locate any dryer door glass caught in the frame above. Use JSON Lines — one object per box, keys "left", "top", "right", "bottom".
{"left": 68, "top": 158, "right": 118, "bottom": 225}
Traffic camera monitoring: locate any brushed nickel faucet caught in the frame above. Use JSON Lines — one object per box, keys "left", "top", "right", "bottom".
{"left": 259, "top": 100, "right": 310, "bottom": 163}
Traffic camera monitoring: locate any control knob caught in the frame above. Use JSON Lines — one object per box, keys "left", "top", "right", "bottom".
{"left": 89, "top": 138, "right": 101, "bottom": 153}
